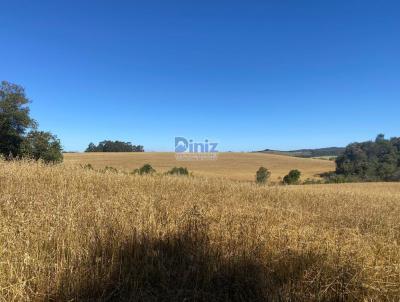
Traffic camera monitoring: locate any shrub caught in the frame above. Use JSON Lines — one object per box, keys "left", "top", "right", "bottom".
{"left": 283, "top": 169, "right": 301, "bottom": 185}
{"left": 103, "top": 166, "right": 119, "bottom": 173}
{"left": 302, "top": 178, "right": 323, "bottom": 185}
{"left": 167, "top": 167, "right": 189, "bottom": 176}
{"left": 324, "top": 174, "right": 360, "bottom": 184}
{"left": 21, "top": 131, "right": 63, "bottom": 164}
{"left": 82, "top": 163, "right": 93, "bottom": 170}
{"left": 388, "top": 170, "right": 400, "bottom": 181}
{"left": 256, "top": 167, "right": 270, "bottom": 184}
{"left": 134, "top": 164, "right": 156, "bottom": 175}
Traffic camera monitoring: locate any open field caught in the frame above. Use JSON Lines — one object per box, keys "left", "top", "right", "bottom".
{"left": 64, "top": 152, "right": 335, "bottom": 182}
{"left": 1, "top": 160, "right": 399, "bottom": 301}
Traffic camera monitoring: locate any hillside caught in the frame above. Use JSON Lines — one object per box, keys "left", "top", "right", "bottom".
{"left": 258, "top": 147, "right": 345, "bottom": 158}
{"left": 64, "top": 152, "right": 335, "bottom": 181}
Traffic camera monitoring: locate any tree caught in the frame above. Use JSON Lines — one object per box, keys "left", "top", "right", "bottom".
{"left": 0, "top": 81, "right": 36, "bottom": 158}
{"left": 256, "top": 167, "right": 270, "bottom": 184}
{"left": 375, "top": 133, "right": 385, "bottom": 143}
{"left": 21, "top": 131, "right": 63, "bottom": 163}
{"left": 133, "top": 145, "right": 144, "bottom": 152}
{"left": 86, "top": 143, "right": 97, "bottom": 152}
{"left": 283, "top": 169, "right": 301, "bottom": 185}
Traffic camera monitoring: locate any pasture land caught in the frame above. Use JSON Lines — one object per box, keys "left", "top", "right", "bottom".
{"left": 1, "top": 161, "right": 399, "bottom": 301}
{"left": 64, "top": 152, "right": 335, "bottom": 181}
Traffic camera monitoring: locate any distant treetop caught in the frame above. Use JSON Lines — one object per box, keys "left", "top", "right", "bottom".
{"left": 85, "top": 140, "right": 144, "bottom": 152}
{"left": 335, "top": 134, "right": 400, "bottom": 181}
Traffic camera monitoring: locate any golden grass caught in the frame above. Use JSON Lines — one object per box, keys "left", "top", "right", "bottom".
{"left": 64, "top": 152, "right": 335, "bottom": 182}
{"left": 1, "top": 160, "right": 399, "bottom": 301}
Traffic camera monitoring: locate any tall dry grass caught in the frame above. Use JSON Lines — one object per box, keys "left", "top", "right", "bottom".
{"left": 0, "top": 160, "right": 399, "bottom": 301}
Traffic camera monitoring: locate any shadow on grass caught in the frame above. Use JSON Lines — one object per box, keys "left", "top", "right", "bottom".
{"left": 53, "top": 222, "right": 363, "bottom": 301}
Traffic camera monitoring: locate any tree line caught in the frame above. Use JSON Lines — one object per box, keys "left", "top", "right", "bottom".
{"left": 0, "top": 81, "right": 63, "bottom": 163}
{"left": 85, "top": 141, "right": 144, "bottom": 152}
{"left": 334, "top": 134, "right": 400, "bottom": 181}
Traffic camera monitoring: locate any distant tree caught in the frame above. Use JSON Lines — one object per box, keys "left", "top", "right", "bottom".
{"left": 86, "top": 143, "right": 97, "bottom": 152}
{"left": 0, "top": 81, "right": 36, "bottom": 158}
{"left": 134, "top": 164, "right": 156, "bottom": 175}
{"left": 375, "top": 133, "right": 386, "bottom": 143}
{"left": 85, "top": 140, "right": 144, "bottom": 152}
{"left": 21, "top": 131, "right": 63, "bottom": 163}
{"left": 133, "top": 145, "right": 144, "bottom": 152}
{"left": 256, "top": 167, "right": 270, "bottom": 184}
{"left": 335, "top": 134, "right": 400, "bottom": 181}
{"left": 283, "top": 169, "right": 301, "bottom": 185}
{"left": 391, "top": 137, "right": 400, "bottom": 152}
{"left": 167, "top": 167, "right": 189, "bottom": 176}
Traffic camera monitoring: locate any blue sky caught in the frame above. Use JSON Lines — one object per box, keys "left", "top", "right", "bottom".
{"left": 1, "top": 1, "right": 399, "bottom": 152}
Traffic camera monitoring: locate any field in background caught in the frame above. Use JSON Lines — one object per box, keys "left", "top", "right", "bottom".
{"left": 1, "top": 161, "right": 399, "bottom": 301}
{"left": 64, "top": 152, "right": 335, "bottom": 181}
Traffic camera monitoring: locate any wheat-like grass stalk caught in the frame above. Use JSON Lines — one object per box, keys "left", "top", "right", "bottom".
{"left": 0, "top": 160, "right": 399, "bottom": 301}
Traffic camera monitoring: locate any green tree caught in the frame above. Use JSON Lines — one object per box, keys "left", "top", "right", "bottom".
{"left": 283, "top": 169, "right": 301, "bottom": 185}
{"left": 85, "top": 143, "right": 97, "bottom": 152}
{"left": 375, "top": 133, "right": 385, "bottom": 143}
{"left": 256, "top": 167, "right": 270, "bottom": 184}
{"left": 21, "top": 131, "right": 63, "bottom": 163}
{"left": 0, "top": 81, "right": 36, "bottom": 158}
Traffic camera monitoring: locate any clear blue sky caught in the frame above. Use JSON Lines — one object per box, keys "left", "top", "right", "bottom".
{"left": 1, "top": 1, "right": 399, "bottom": 152}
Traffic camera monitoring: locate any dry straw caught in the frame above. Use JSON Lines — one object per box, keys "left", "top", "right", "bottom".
{"left": 0, "top": 160, "right": 399, "bottom": 301}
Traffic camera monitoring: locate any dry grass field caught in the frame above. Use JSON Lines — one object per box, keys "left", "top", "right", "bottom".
{"left": 64, "top": 152, "right": 334, "bottom": 182}
{"left": 1, "top": 160, "right": 399, "bottom": 301}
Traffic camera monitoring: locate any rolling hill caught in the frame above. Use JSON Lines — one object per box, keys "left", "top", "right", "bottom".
{"left": 257, "top": 147, "right": 345, "bottom": 158}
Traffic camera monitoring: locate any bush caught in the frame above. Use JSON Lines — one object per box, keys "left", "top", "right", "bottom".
{"left": 283, "top": 170, "right": 301, "bottom": 185}
{"left": 302, "top": 178, "right": 323, "bottom": 185}
{"left": 134, "top": 164, "right": 156, "bottom": 175}
{"left": 82, "top": 163, "right": 93, "bottom": 170}
{"left": 103, "top": 166, "right": 119, "bottom": 173}
{"left": 21, "top": 131, "right": 63, "bottom": 163}
{"left": 388, "top": 170, "right": 400, "bottom": 181}
{"left": 167, "top": 167, "right": 189, "bottom": 176}
{"left": 324, "top": 174, "right": 360, "bottom": 184}
{"left": 256, "top": 167, "right": 270, "bottom": 184}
